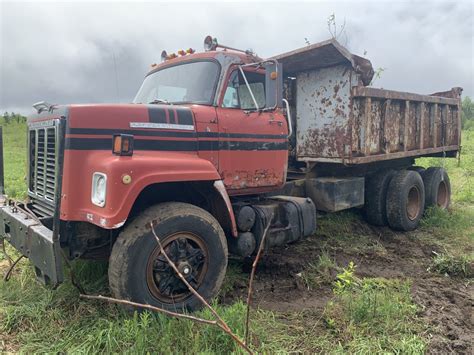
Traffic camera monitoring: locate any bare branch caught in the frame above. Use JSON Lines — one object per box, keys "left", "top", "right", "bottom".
{"left": 80, "top": 294, "right": 218, "bottom": 326}
{"left": 1, "top": 238, "right": 13, "bottom": 267}
{"left": 149, "top": 222, "right": 253, "bottom": 354}
{"left": 244, "top": 214, "right": 273, "bottom": 345}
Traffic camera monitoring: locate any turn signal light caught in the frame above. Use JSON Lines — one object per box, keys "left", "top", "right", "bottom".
{"left": 113, "top": 134, "right": 134, "bottom": 156}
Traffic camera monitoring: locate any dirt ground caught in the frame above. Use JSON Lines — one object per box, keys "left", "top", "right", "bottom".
{"left": 221, "top": 219, "right": 473, "bottom": 354}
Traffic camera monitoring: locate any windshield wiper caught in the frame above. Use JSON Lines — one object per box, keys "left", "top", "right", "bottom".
{"left": 149, "top": 99, "right": 171, "bottom": 105}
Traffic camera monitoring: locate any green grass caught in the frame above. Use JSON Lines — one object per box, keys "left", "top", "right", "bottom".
{"left": 300, "top": 250, "right": 339, "bottom": 289}
{"left": 256, "top": 265, "right": 427, "bottom": 353}
{"left": 325, "top": 267, "right": 426, "bottom": 353}
{"left": 0, "top": 257, "right": 273, "bottom": 354}
{"left": 417, "top": 130, "right": 474, "bottom": 206}
{"left": 2, "top": 121, "right": 27, "bottom": 199}
{"left": 428, "top": 251, "right": 473, "bottom": 278}
{"left": 415, "top": 130, "right": 474, "bottom": 259}
{"left": 0, "top": 123, "right": 473, "bottom": 353}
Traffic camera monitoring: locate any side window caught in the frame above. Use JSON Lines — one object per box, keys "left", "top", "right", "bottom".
{"left": 222, "top": 71, "right": 240, "bottom": 108}
{"left": 222, "top": 70, "right": 266, "bottom": 109}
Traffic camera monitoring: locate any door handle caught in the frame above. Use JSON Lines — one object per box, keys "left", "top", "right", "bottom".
{"left": 210, "top": 118, "right": 217, "bottom": 124}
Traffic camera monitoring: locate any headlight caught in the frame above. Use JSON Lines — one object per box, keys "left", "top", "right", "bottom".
{"left": 91, "top": 172, "right": 107, "bottom": 207}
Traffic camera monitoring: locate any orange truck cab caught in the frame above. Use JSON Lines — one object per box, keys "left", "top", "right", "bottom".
{"left": 0, "top": 36, "right": 461, "bottom": 311}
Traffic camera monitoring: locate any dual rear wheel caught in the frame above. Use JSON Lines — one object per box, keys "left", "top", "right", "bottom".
{"left": 364, "top": 167, "right": 450, "bottom": 231}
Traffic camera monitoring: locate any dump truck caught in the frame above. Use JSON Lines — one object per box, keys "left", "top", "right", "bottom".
{"left": 0, "top": 36, "right": 462, "bottom": 311}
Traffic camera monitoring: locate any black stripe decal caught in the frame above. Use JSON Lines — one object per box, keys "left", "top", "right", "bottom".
{"left": 148, "top": 107, "right": 167, "bottom": 123}
{"left": 168, "top": 109, "right": 176, "bottom": 123}
{"left": 198, "top": 141, "right": 288, "bottom": 151}
{"left": 65, "top": 138, "right": 288, "bottom": 151}
{"left": 177, "top": 108, "right": 193, "bottom": 125}
{"left": 68, "top": 127, "right": 196, "bottom": 138}
{"left": 198, "top": 132, "right": 288, "bottom": 139}
{"left": 67, "top": 127, "right": 287, "bottom": 140}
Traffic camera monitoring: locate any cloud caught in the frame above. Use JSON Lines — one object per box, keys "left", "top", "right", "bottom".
{"left": 0, "top": 1, "right": 472, "bottom": 115}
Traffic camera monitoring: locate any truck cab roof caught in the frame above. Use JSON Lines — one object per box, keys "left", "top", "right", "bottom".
{"left": 146, "top": 49, "right": 262, "bottom": 77}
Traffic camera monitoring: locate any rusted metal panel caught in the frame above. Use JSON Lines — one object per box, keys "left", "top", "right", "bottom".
{"left": 296, "top": 84, "right": 461, "bottom": 164}
{"left": 348, "top": 145, "right": 459, "bottom": 164}
{"left": 272, "top": 39, "right": 374, "bottom": 85}
{"left": 433, "top": 103, "right": 439, "bottom": 147}
{"left": 420, "top": 103, "right": 425, "bottom": 150}
{"left": 296, "top": 64, "right": 359, "bottom": 160}
{"left": 384, "top": 100, "right": 401, "bottom": 153}
{"left": 352, "top": 86, "right": 459, "bottom": 105}
{"left": 287, "top": 40, "right": 462, "bottom": 165}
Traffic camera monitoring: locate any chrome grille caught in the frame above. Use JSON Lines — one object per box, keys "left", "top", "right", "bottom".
{"left": 28, "top": 122, "right": 58, "bottom": 217}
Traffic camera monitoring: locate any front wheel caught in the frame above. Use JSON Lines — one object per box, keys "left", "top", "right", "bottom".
{"left": 108, "top": 202, "right": 228, "bottom": 312}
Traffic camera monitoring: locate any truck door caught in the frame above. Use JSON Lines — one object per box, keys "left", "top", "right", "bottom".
{"left": 216, "top": 66, "right": 288, "bottom": 193}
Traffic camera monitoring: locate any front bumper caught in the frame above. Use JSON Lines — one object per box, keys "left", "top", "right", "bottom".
{"left": 0, "top": 198, "right": 64, "bottom": 286}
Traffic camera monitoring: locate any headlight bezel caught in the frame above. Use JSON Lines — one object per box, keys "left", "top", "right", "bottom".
{"left": 91, "top": 172, "right": 107, "bottom": 207}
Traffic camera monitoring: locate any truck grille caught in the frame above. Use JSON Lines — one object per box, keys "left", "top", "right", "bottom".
{"left": 28, "top": 123, "right": 58, "bottom": 217}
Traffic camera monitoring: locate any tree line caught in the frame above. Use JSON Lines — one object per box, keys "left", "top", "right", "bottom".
{"left": 1, "top": 112, "right": 27, "bottom": 124}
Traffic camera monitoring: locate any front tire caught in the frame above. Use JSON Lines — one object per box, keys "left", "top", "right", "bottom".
{"left": 108, "top": 202, "right": 228, "bottom": 312}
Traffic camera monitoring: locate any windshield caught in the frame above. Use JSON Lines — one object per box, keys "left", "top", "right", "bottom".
{"left": 133, "top": 61, "right": 220, "bottom": 105}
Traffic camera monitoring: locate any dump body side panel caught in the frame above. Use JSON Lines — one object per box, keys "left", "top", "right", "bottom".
{"left": 296, "top": 83, "right": 461, "bottom": 164}
{"left": 296, "top": 64, "right": 358, "bottom": 161}
{"left": 349, "top": 87, "right": 461, "bottom": 164}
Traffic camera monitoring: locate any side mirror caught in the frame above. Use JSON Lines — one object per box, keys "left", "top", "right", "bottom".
{"left": 265, "top": 62, "right": 283, "bottom": 109}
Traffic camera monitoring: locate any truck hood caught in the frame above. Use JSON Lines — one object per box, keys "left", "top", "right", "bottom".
{"left": 27, "top": 103, "right": 196, "bottom": 133}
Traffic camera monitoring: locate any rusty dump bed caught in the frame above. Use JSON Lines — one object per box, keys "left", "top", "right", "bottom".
{"left": 274, "top": 39, "right": 462, "bottom": 165}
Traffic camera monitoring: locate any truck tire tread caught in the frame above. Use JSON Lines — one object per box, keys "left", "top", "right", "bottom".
{"left": 386, "top": 170, "right": 425, "bottom": 231}
{"left": 422, "top": 167, "right": 451, "bottom": 210}
{"left": 364, "top": 169, "right": 396, "bottom": 226}
{"left": 108, "top": 202, "right": 228, "bottom": 312}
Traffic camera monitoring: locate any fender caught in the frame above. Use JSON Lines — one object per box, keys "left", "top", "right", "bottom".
{"left": 213, "top": 180, "right": 238, "bottom": 237}
{"left": 60, "top": 150, "right": 222, "bottom": 229}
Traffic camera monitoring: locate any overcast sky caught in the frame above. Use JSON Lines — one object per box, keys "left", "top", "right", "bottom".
{"left": 1, "top": 0, "right": 472, "bottom": 115}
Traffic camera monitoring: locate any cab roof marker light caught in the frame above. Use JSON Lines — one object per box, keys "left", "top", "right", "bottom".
{"left": 161, "top": 50, "right": 168, "bottom": 62}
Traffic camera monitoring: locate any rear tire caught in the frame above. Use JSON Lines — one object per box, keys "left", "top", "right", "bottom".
{"left": 386, "top": 170, "right": 425, "bottom": 231}
{"left": 408, "top": 166, "right": 426, "bottom": 174}
{"left": 421, "top": 167, "right": 451, "bottom": 210}
{"left": 364, "top": 169, "right": 396, "bottom": 226}
{"left": 108, "top": 202, "right": 228, "bottom": 312}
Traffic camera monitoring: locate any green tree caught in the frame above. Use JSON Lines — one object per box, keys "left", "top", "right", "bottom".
{"left": 462, "top": 96, "right": 474, "bottom": 130}
{"left": 1, "top": 112, "right": 27, "bottom": 125}
{"left": 2, "top": 111, "right": 11, "bottom": 124}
